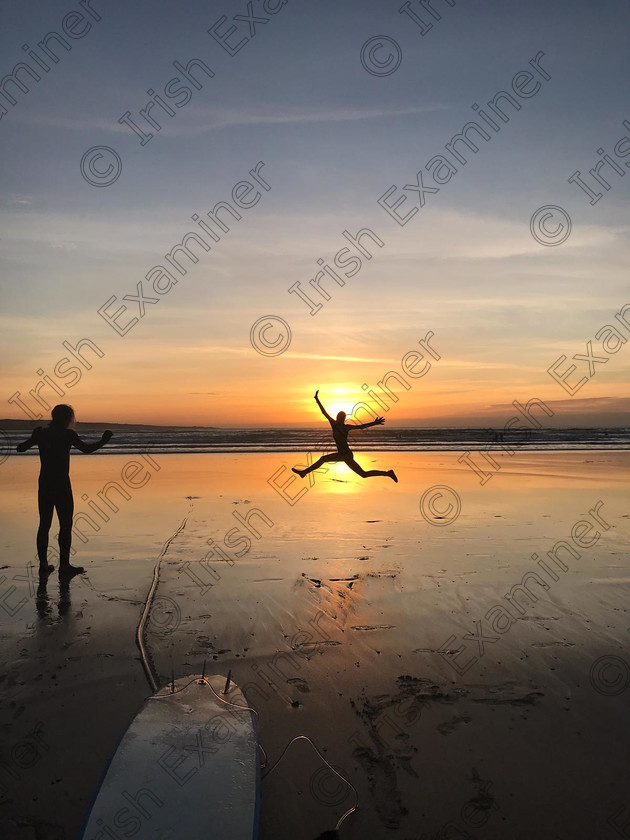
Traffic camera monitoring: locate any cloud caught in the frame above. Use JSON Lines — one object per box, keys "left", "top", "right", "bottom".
{"left": 7, "top": 195, "right": 33, "bottom": 207}
{"left": 382, "top": 208, "right": 626, "bottom": 261}
{"left": 186, "top": 345, "right": 397, "bottom": 364}
{"left": 172, "top": 104, "right": 449, "bottom": 135}
{"left": 12, "top": 103, "right": 448, "bottom": 136}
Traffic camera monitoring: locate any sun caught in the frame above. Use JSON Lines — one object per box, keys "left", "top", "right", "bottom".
{"left": 307, "top": 385, "right": 355, "bottom": 421}
{"left": 325, "top": 400, "right": 351, "bottom": 418}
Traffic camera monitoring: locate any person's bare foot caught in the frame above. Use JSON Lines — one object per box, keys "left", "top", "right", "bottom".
{"left": 39, "top": 562, "right": 54, "bottom": 576}
{"left": 59, "top": 564, "right": 85, "bottom": 577}
{"left": 388, "top": 470, "right": 398, "bottom": 483}
{"left": 291, "top": 467, "right": 306, "bottom": 478}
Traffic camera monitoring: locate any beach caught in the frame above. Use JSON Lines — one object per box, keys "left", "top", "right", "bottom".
{"left": 1, "top": 450, "right": 628, "bottom": 840}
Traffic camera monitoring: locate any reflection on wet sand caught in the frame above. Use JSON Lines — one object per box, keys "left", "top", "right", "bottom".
{"left": 0, "top": 452, "right": 628, "bottom": 839}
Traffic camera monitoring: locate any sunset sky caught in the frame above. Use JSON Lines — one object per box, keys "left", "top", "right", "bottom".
{"left": 2, "top": 0, "right": 629, "bottom": 427}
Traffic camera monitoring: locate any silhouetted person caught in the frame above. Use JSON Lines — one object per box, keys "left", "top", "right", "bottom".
{"left": 16, "top": 404, "right": 113, "bottom": 577}
{"left": 293, "top": 391, "right": 397, "bottom": 482}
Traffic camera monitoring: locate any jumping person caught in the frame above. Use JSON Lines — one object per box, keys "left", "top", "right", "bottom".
{"left": 16, "top": 405, "right": 113, "bottom": 577}
{"left": 292, "top": 391, "right": 398, "bottom": 482}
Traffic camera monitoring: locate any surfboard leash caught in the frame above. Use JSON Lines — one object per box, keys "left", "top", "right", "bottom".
{"left": 259, "top": 734, "right": 359, "bottom": 833}
{"left": 135, "top": 500, "right": 359, "bottom": 835}
{"left": 135, "top": 499, "right": 193, "bottom": 692}
{"left": 204, "top": 680, "right": 359, "bottom": 835}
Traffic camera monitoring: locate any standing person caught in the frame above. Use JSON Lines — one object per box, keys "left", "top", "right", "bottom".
{"left": 292, "top": 390, "right": 398, "bottom": 482}
{"left": 16, "top": 405, "right": 113, "bottom": 577}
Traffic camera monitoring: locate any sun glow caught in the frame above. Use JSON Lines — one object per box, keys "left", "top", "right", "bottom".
{"left": 316, "top": 460, "right": 370, "bottom": 494}
{"left": 307, "top": 385, "right": 357, "bottom": 422}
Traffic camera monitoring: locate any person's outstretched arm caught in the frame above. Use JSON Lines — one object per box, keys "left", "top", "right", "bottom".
{"left": 71, "top": 429, "right": 114, "bottom": 454}
{"left": 16, "top": 427, "right": 42, "bottom": 452}
{"left": 314, "top": 390, "right": 334, "bottom": 424}
{"left": 351, "top": 417, "right": 385, "bottom": 431}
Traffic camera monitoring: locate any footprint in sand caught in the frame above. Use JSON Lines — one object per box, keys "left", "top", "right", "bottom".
{"left": 287, "top": 677, "right": 310, "bottom": 693}
{"left": 437, "top": 715, "right": 472, "bottom": 735}
{"left": 351, "top": 624, "right": 396, "bottom": 631}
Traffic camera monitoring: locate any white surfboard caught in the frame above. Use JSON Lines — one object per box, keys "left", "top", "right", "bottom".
{"left": 79, "top": 674, "right": 260, "bottom": 840}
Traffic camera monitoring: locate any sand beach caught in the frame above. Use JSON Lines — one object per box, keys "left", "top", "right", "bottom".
{"left": 0, "top": 450, "right": 628, "bottom": 839}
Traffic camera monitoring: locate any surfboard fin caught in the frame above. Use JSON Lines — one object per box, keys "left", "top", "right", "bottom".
{"left": 223, "top": 669, "right": 232, "bottom": 695}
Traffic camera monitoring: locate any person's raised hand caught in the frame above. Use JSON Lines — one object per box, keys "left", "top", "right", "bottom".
{"left": 314, "top": 389, "right": 319, "bottom": 400}
{"left": 375, "top": 417, "right": 385, "bottom": 425}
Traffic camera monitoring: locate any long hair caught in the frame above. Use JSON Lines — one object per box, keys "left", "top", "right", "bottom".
{"left": 50, "top": 404, "right": 75, "bottom": 428}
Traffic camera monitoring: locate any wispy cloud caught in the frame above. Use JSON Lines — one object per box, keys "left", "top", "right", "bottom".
{"left": 6, "top": 194, "right": 33, "bottom": 207}
{"left": 188, "top": 345, "right": 397, "bottom": 364}
{"left": 176, "top": 104, "right": 449, "bottom": 135}
{"left": 13, "top": 103, "right": 448, "bottom": 136}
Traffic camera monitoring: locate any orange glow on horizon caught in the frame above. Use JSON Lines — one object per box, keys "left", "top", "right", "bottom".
{"left": 4, "top": 357, "right": 630, "bottom": 428}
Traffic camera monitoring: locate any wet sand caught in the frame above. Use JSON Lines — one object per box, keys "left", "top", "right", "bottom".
{"left": 0, "top": 451, "right": 628, "bottom": 839}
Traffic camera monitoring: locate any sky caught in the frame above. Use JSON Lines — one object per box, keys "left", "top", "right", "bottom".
{"left": 1, "top": 0, "right": 629, "bottom": 427}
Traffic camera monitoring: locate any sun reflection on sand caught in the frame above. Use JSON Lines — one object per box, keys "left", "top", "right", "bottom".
{"left": 314, "top": 460, "right": 371, "bottom": 494}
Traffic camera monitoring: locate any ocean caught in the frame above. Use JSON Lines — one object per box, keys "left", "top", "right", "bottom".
{"left": 4, "top": 425, "right": 630, "bottom": 456}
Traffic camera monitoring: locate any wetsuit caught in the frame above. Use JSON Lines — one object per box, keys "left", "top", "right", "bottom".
{"left": 331, "top": 420, "right": 352, "bottom": 459}
{"left": 18, "top": 426, "right": 102, "bottom": 566}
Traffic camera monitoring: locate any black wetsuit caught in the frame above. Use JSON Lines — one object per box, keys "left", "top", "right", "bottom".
{"left": 330, "top": 420, "right": 352, "bottom": 458}
{"left": 19, "top": 426, "right": 98, "bottom": 565}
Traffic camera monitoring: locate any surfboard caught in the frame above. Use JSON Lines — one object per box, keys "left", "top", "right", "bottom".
{"left": 79, "top": 674, "right": 260, "bottom": 840}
